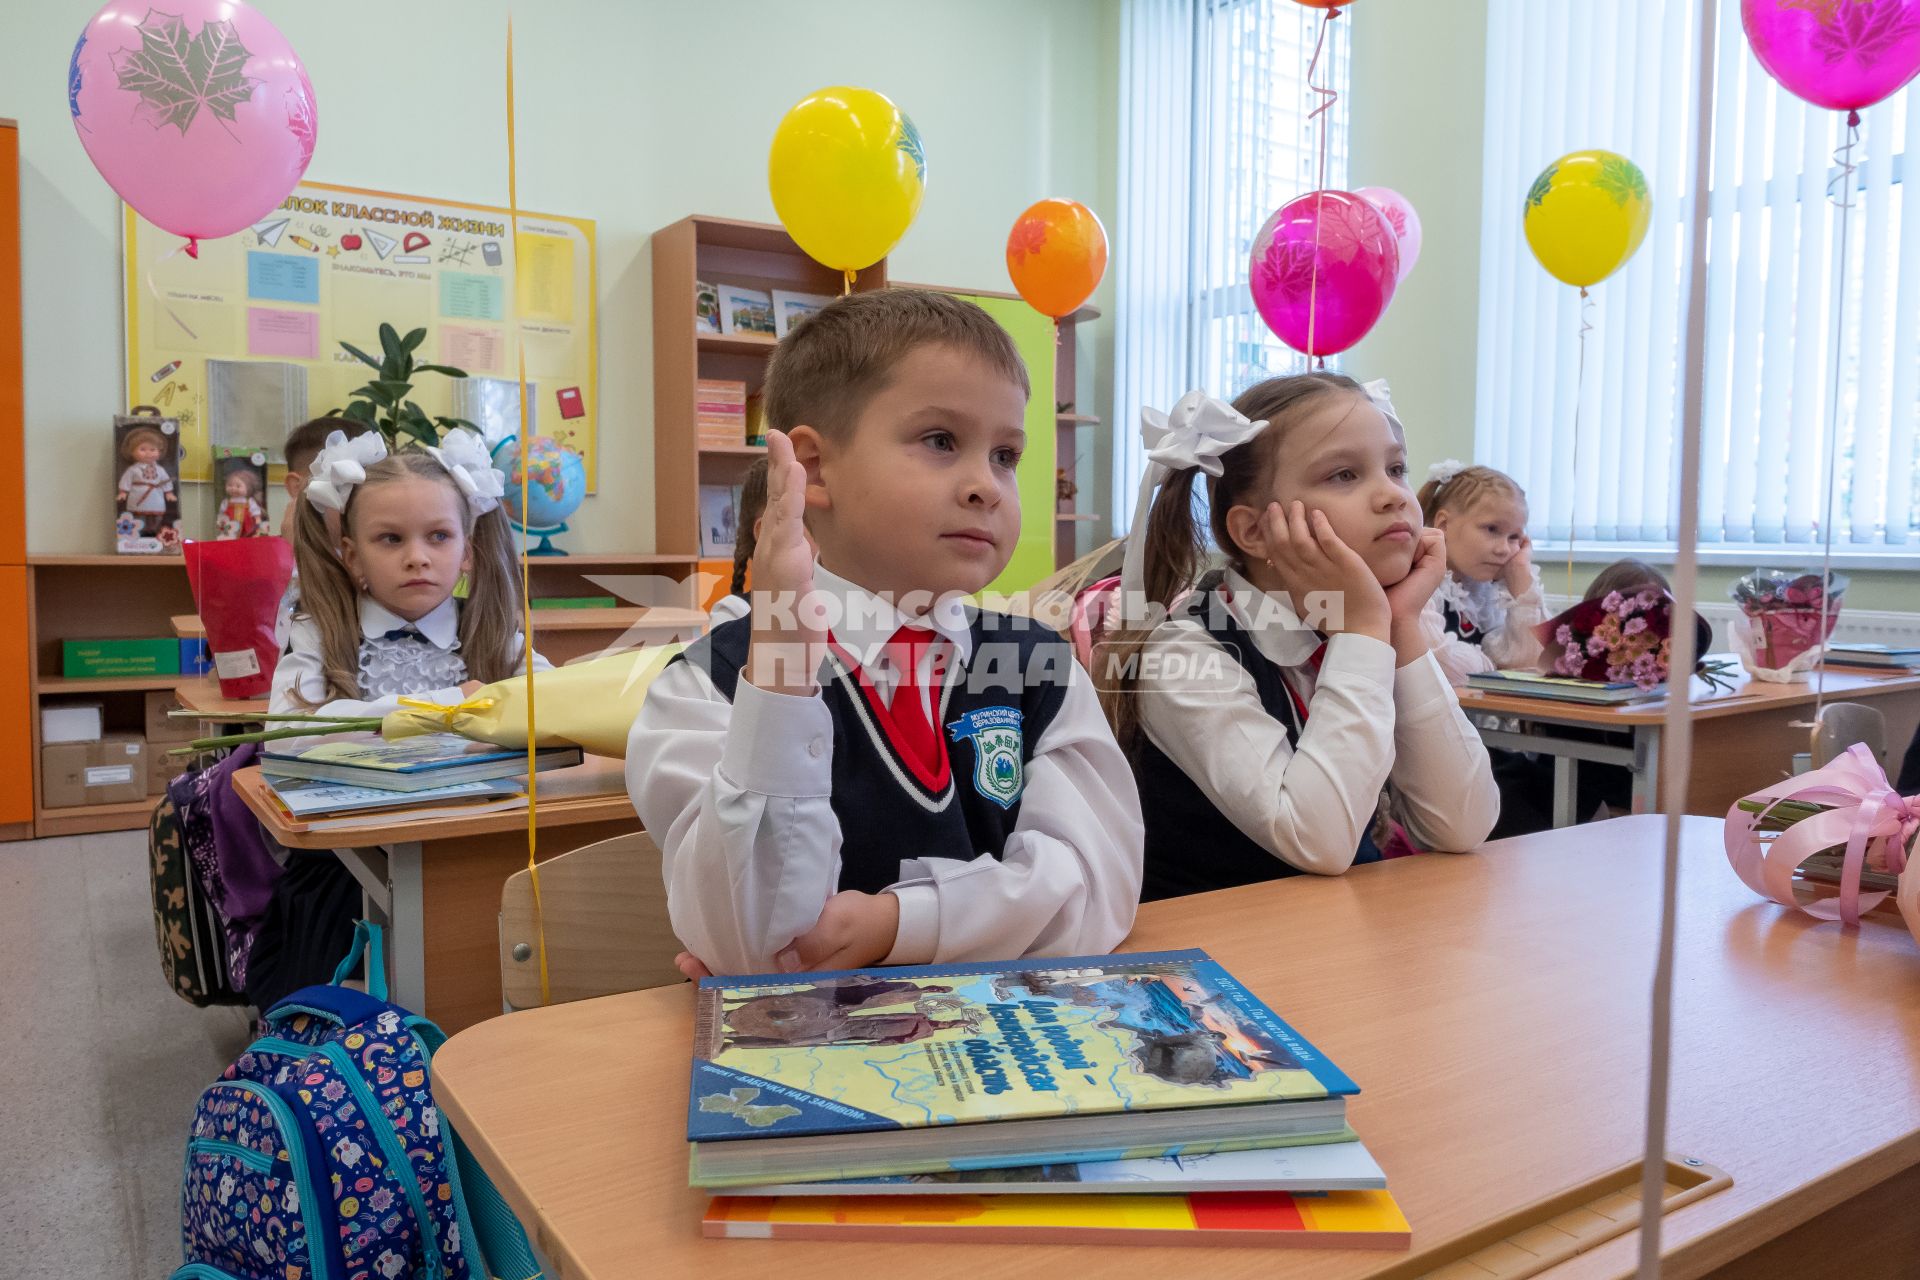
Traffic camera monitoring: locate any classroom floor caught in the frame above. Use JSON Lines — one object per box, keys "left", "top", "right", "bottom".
{"left": 0, "top": 828, "right": 253, "bottom": 1279}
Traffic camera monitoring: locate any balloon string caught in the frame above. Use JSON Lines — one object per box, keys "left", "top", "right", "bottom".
{"left": 505, "top": 12, "right": 550, "bottom": 1010}
{"left": 1568, "top": 287, "right": 1594, "bottom": 598}
{"left": 1301, "top": 10, "right": 1341, "bottom": 366}
{"left": 1815, "top": 108, "right": 1860, "bottom": 727}
{"left": 145, "top": 240, "right": 201, "bottom": 343}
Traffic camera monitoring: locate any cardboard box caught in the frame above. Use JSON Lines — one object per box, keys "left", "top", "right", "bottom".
{"left": 148, "top": 743, "right": 184, "bottom": 796}
{"left": 41, "top": 701, "right": 105, "bottom": 744}
{"left": 41, "top": 733, "right": 147, "bottom": 809}
{"left": 180, "top": 638, "right": 213, "bottom": 676}
{"left": 145, "top": 688, "right": 199, "bottom": 744}
{"left": 62, "top": 638, "right": 180, "bottom": 679}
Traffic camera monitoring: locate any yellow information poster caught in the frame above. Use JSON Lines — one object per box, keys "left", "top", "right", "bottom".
{"left": 124, "top": 180, "right": 598, "bottom": 487}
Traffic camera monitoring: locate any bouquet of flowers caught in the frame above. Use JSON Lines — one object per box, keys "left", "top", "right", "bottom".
{"left": 1729, "top": 568, "right": 1847, "bottom": 683}
{"left": 1726, "top": 743, "right": 1919, "bottom": 949}
{"left": 1534, "top": 588, "right": 1723, "bottom": 691}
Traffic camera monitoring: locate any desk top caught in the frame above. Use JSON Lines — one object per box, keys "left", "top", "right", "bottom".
{"left": 231, "top": 755, "right": 632, "bottom": 849}
{"left": 1458, "top": 658, "right": 1920, "bottom": 726}
{"left": 432, "top": 816, "right": 1920, "bottom": 1279}
{"left": 171, "top": 613, "right": 205, "bottom": 639}
{"left": 173, "top": 675, "right": 267, "bottom": 719}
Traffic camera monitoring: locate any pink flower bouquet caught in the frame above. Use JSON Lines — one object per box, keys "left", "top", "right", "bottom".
{"left": 1534, "top": 589, "right": 1720, "bottom": 691}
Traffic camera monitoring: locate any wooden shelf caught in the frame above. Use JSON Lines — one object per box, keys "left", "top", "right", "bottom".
{"left": 27, "top": 554, "right": 185, "bottom": 567}
{"left": 38, "top": 674, "right": 186, "bottom": 693}
{"left": 1055, "top": 513, "right": 1101, "bottom": 523}
{"left": 1063, "top": 304, "right": 1101, "bottom": 324}
{"left": 526, "top": 607, "right": 707, "bottom": 633}
{"left": 697, "top": 332, "right": 778, "bottom": 355}
{"left": 36, "top": 797, "right": 158, "bottom": 837}
{"left": 699, "top": 443, "right": 766, "bottom": 457}
{"left": 171, "top": 613, "right": 203, "bottom": 638}
{"left": 1056, "top": 413, "right": 1100, "bottom": 425}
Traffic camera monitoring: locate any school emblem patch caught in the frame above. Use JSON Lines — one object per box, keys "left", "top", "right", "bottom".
{"left": 947, "top": 707, "right": 1024, "bottom": 809}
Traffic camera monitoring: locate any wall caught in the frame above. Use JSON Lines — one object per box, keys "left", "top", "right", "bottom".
{"left": 1346, "top": 0, "right": 1916, "bottom": 613}
{"left": 4, "top": 0, "right": 1116, "bottom": 555}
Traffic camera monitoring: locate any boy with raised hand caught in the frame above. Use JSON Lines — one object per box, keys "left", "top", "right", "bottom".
{"left": 629, "top": 289, "right": 1143, "bottom": 977}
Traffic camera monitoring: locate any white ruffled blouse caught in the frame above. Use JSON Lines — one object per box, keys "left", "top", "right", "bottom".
{"left": 1418, "top": 567, "right": 1547, "bottom": 686}
{"left": 270, "top": 596, "right": 551, "bottom": 717}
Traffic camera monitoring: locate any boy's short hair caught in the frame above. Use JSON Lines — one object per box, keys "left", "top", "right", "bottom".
{"left": 763, "top": 288, "right": 1030, "bottom": 441}
{"left": 284, "top": 417, "right": 372, "bottom": 478}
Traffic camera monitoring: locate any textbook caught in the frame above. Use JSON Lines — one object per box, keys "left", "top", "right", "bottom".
{"left": 1823, "top": 642, "right": 1920, "bottom": 670}
{"left": 688, "top": 949, "right": 1357, "bottom": 1186}
{"left": 265, "top": 774, "right": 523, "bottom": 819}
{"left": 701, "top": 1188, "right": 1412, "bottom": 1248}
{"left": 725, "top": 1133, "right": 1383, "bottom": 1196}
{"left": 260, "top": 732, "right": 582, "bottom": 791}
{"left": 1465, "top": 670, "right": 1660, "bottom": 704}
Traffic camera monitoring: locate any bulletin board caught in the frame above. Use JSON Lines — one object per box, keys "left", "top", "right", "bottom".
{"left": 124, "top": 180, "right": 598, "bottom": 487}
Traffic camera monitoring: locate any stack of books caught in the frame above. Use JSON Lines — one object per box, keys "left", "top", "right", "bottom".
{"left": 260, "top": 731, "right": 581, "bottom": 808}
{"left": 688, "top": 949, "right": 1410, "bottom": 1249}
{"left": 1466, "top": 669, "right": 1661, "bottom": 704}
{"left": 696, "top": 378, "right": 747, "bottom": 448}
{"left": 1823, "top": 642, "right": 1920, "bottom": 671}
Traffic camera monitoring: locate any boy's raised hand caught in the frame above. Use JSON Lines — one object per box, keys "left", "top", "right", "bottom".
{"left": 746, "top": 429, "right": 825, "bottom": 695}
{"left": 1262, "top": 501, "right": 1391, "bottom": 641}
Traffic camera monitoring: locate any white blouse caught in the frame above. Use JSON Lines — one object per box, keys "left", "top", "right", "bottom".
{"left": 1136, "top": 569, "right": 1499, "bottom": 875}
{"left": 271, "top": 595, "right": 551, "bottom": 718}
{"left": 1418, "top": 567, "right": 1548, "bottom": 686}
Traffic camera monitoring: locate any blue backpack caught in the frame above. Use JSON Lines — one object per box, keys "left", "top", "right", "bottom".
{"left": 174, "top": 922, "right": 543, "bottom": 1280}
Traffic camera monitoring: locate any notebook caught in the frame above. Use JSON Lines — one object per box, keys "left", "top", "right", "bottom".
{"left": 260, "top": 732, "right": 582, "bottom": 791}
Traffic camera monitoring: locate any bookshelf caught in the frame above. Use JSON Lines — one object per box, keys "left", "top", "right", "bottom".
{"left": 650, "top": 215, "right": 889, "bottom": 565}
{"left": 1054, "top": 305, "right": 1101, "bottom": 569}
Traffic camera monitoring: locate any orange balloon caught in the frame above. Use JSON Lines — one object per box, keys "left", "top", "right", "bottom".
{"left": 1288, "top": 0, "right": 1353, "bottom": 7}
{"left": 1005, "top": 199, "right": 1109, "bottom": 320}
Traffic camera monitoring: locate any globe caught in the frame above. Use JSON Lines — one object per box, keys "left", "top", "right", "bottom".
{"left": 490, "top": 435, "right": 586, "bottom": 554}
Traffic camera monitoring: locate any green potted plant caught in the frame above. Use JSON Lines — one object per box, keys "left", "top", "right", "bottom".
{"left": 333, "top": 322, "right": 478, "bottom": 448}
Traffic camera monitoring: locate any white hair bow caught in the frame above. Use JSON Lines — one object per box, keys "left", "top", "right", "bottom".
{"left": 423, "top": 428, "right": 507, "bottom": 516}
{"left": 1362, "top": 378, "right": 1405, "bottom": 436}
{"left": 303, "top": 430, "right": 389, "bottom": 513}
{"left": 1425, "top": 457, "right": 1468, "bottom": 488}
{"left": 1121, "top": 392, "right": 1270, "bottom": 597}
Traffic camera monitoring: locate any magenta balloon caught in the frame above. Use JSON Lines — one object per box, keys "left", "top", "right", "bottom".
{"left": 70, "top": 0, "right": 318, "bottom": 244}
{"left": 1249, "top": 190, "right": 1400, "bottom": 359}
{"left": 1740, "top": 0, "right": 1920, "bottom": 114}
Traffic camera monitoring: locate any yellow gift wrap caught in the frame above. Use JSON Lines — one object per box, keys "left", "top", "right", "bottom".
{"left": 380, "top": 644, "right": 685, "bottom": 759}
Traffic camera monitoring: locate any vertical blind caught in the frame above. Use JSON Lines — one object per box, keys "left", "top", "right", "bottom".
{"left": 1476, "top": 0, "right": 1919, "bottom": 551}
{"left": 1113, "top": 0, "right": 1349, "bottom": 537}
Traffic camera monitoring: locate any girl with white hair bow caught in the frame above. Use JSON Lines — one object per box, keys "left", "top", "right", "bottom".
{"left": 1101, "top": 373, "right": 1498, "bottom": 899}
{"left": 271, "top": 429, "right": 551, "bottom": 719}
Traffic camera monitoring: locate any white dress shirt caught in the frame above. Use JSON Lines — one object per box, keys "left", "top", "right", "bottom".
{"left": 1137, "top": 569, "right": 1498, "bottom": 875}
{"left": 271, "top": 595, "right": 550, "bottom": 718}
{"left": 1418, "top": 567, "right": 1547, "bottom": 686}
{"left": 626, "top": 562, "right": 1145, "bottom": 976}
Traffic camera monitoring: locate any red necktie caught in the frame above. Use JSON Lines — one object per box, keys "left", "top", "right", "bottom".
{"left": 1283, "top": 640, "right": 1330, "bottom": 729}
{"left": 882, "top": 625, "right": 947, "bottom": 783}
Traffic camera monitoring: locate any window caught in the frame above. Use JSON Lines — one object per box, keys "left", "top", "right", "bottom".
{"left": 1113, "top": 0, "right": 1350, "bottom": 536}
{"left": 1475, "top": 0, "right": 1920, "bottom": 557}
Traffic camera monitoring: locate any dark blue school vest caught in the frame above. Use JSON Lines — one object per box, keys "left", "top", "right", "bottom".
{"left": 1132, "top": 584, "right": 1381, "bottom": 901}
{"left": 673, "top": 610, "right": 1075, "bottom": 894}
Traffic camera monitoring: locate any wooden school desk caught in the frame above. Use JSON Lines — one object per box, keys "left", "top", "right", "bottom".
{"left": 173, "top": 674, "right": 267, "bottom": 722}
{"left": 232, "top": 756, "right": 639, "bottom": 1032}
{"left": 430, "top": 816, "right": 1920, "bottom": 1280}
{"left": 1459, "top": 659, "right": 1920, "bottom": 825}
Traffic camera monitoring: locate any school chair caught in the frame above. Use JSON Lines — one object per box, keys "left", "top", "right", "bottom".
{"left": 1810, "top": 701, "right": 1888, "bottom": 770}
{"left": 498, "top": 831, "right": 683, "bottom": 1010}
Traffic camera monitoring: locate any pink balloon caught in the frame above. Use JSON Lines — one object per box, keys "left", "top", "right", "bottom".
{"left": 1741, "top": 0, "right": 1920, "bottom": 114}
{"left": 70, "top": 1, "right": 318, "bottom": 247}
{"left": 1249, "top": 190, "right": 1399, "bottom": 359}
{"left": 1355, "top": 186, "right": 1421, "bottom": 283}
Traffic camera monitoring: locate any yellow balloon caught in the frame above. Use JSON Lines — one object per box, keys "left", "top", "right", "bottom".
{"left": 1523, "top": 149, "right": 1651, "bottom": 290}
{"left": 768, "top": 86, "right": 926, "bottom": 274}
